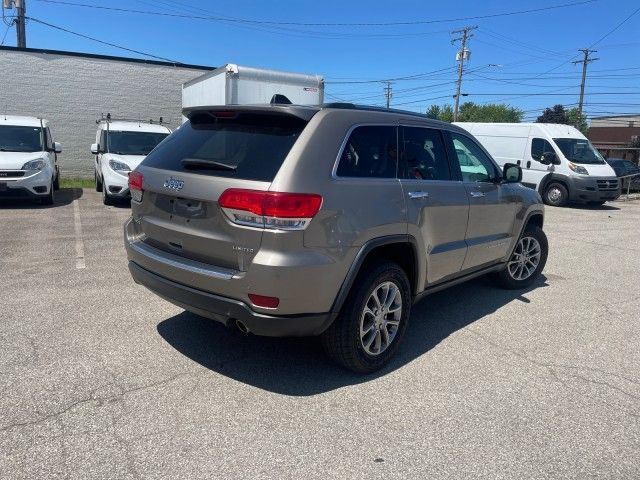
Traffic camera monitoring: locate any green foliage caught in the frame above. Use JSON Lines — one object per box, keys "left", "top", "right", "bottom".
{"left": 536, "top": 104, "right": 569, "bottom": 124}
{"left": 425, "top": 102, "right": 522, "bottom": 123}
{"left": 537, "top": 104, "right": 589, "bottom": 134}
{"left": 567, "top": 108, "right": 589, "bottom": 135}
{"left": 425, "top": 104, "right": 454, "bottom": 122}
{"left": 60, "top": 178, "right": 96, "bottom": 189}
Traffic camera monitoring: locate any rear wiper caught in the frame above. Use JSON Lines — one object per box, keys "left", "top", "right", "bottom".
{"left": 181, "top": 158, "right": 237, "bottom": 171}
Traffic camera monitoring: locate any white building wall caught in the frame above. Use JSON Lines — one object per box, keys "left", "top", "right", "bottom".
{"left": 0, "top": 47, "right": 211, "bottom": 177}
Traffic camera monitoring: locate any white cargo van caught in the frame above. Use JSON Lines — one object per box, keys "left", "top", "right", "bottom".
{"left": 454, "top": 122, "right": 620, "bottom": 206}
{"left": 91, "top": 116, "right": 170, "bottom": 205}
{"left": 0, "top": 115, "right": 61, "bottom": 205}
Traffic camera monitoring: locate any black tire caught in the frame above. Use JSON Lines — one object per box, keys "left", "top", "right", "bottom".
{"left": 543, "top": 182, "right": 568, "bottom": 207}
{"left": 494, "top": 225, "right": 548, "bottom": 290}
{"left": 95, "top": 171, "right": 103, "bottom": 192}
{"left": 321, "top": 262, "right": 411, "bottom": 373}
{"left": 102, "top": 183, "right": 113, "bottom": 206}
{"left": 53, "top": 167, "right": 60, "bottom": 191}
{"left": 41, "top": 184, "right": 54, "bottom": 206}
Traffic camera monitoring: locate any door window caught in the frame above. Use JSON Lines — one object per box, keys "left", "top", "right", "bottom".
{"left": 450, "top": 133, "right": 499, "bottom": 183}
{"left": 336, "top": 126, "right": 398, "bottom": 178}
{"left": 399, "top": 127, "right": 451, "bottom": 181}
{"left": 44, "top": 128, "right": 54, "bottom": 151}
{"left": 531, "top": 138, "right": 554, "bottom": 161}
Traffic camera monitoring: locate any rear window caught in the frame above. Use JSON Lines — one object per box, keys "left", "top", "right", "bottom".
{"left": 142, "top": 112, "right": 307, "bottom": 182}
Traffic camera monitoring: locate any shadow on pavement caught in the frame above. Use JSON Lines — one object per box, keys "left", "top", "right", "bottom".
{"left": 0, "top": 187, "right": 82, "bottom": 209}
{"left": 157, "top": 274, "right": 549, "bottom": 396}
{"left": 568, "top": 203, "right": 620, "bottom": 211}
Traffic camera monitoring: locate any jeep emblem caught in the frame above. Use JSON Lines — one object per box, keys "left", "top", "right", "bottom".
{"left": 163, "top": 177, "right": 184, "bottom": 191}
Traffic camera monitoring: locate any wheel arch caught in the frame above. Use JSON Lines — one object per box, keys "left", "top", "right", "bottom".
{"left": 538, "top": 173, "right": 570, "bottom": 198}
{"left": 329, "top": 235, "right": 421, "bottom": 320}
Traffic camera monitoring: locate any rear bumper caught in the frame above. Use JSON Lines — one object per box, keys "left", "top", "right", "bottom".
{"left": 129, "top": 260, "right": 332, "bottom": 337}
{"left": 568, "top": 176, "right": 620, "bottom": 203}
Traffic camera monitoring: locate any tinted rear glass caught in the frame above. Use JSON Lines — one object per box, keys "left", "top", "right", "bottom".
{"left": 142, "top": 112, "right": 307, "bottom": 182}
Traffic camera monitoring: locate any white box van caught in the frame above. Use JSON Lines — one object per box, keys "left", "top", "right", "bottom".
{"left": 182, "top": 64, "right": 324, "bottom": 115}
{"left": 454, "top": 122, "right": 620, "bottom": 206}
{"left": 0, "top": 115, "right": 61, "bottom": 205}
{"left": 91, "top": 116, "right": 170, "bottom": 205}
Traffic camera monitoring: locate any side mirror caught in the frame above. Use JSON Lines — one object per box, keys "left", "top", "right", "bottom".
{"left": 503, "top": 163, "right": 522, "bottom": 183}
{"left": 91, "top": 143, "right": 99, "bottom": 155}
{"left": 53, "top": 142, "right": 62, "bottom": 154}
{"left": 540, "top": 151, "right": 560, "bottom": 165}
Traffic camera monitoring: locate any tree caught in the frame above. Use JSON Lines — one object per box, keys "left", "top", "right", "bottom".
{"left": 425, "top": 104, "right": 454, "bottom": 122}
{"left": 425, "top": 102, "right": 522, "bottom": 123}
{"left": 537, "top": 104, "right": 589, "bottom": 134}
{"left": 566, "top": 107, "right": 588, "bottom": 135}
{"left": 536, "top": 104, "right": 569, "bottom": 124}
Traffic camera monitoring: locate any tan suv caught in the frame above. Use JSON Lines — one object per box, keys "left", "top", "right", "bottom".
{"left": 124, "top": 103, "right": 547, "bottom": 372}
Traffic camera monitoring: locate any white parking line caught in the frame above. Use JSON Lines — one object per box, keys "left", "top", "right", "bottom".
{"left": 72, "top": 198, "right": 86, "bottom": 269}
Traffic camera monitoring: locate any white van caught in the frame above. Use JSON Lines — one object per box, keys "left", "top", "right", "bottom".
{"left": 454, "top": 122, "right": 620, "bottom": 206}
{"left": 91, "top": 117, "right": 170, "bottom": 205}
{"left": 0, "top": 115, "right": 61, "bottom": 205}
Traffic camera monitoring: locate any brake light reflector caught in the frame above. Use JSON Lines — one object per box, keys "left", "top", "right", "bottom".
{"left": 248, "top": 293, "right": 280, "bottom": 309}
{"left": 128, "top": 171, "right": 144, "bottom": 202}
{"left": 219, "top": 189, "right": 322, "bottom": 230}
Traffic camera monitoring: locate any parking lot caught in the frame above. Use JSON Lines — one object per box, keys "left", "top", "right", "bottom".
{"left": 1, "top": 189, "right": 639, "bottom": 479}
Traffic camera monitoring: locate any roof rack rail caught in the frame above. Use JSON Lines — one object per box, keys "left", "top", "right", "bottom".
{"left": 321, "top": 103, "right": 431, "bottom": 119}
{"left": 96, "top": 113, "right": 168, "bottom": 125}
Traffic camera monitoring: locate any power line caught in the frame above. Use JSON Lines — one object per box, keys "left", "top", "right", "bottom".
{"left": 0, "top": 22, "right": 11, "bottom": 45}
{"left": 26, "top": 16, "right": 182, "bottom": 63}
{"left": 589, "top": 5, "right": 640, "bottom": 47}
{"left": 35, "top": 0, "right": 598, "bottom": 27}
{"left": 325, "top": 66, "right": 458, "bottom": 84}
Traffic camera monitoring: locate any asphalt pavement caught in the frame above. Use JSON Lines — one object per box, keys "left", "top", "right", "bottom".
{"left": 1, "top": 189, "right": 639, "bottom": 479}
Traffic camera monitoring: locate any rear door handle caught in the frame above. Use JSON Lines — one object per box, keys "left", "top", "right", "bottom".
{"left": 408, "top": 191, "right": 429, "bottom": 199}
{"left": 469, "top": 191, "right": 485, "bottom": 198}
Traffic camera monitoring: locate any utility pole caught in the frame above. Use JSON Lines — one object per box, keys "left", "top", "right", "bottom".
{"left": 15, "top": 0, "right": 25, "bottom": 48}
{"left": 573, "top": 48, "right": 599, "bottom": 124}
{"left": 384, "top": 81, "right": 393, "bottom": 108}
{"left": 451, "top": 25, "right": 476, "bottom": 122}
{"left": 3, "top": 0, "right": 26, "bottom": 47}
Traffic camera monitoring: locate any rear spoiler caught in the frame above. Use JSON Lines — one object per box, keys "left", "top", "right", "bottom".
{"left": 182, "top": 104, "right": 319, "bottom": 122}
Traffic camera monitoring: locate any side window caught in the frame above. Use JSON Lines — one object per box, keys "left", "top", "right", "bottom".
{"left": 100, "top": 131, "right": 107, "bottom": 152}
{"left": 450, "top": 133, "right": 498, "bottom": 183}
{"left": 399, "top": 127, "right": 451, "bottom": 181}
{"left": 336, "top": 126, "right": 398, "bottom": 178}
{"left": 531, "top": 138, "right": 554, "bottom": 161}
{"left": 44, "top": 128, "right": 54, "bottom": 150}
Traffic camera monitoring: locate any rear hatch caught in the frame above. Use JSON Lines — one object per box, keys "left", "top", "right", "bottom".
{"left": 132, "top": 108, "right": 311, "bottom": 271}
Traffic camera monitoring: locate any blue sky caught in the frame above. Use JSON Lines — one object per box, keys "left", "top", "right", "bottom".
{"left": 3, "top": 0, "right": 639, "bottom": 120}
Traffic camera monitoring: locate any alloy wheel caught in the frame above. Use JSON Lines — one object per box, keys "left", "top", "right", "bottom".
{"left": 359, "top": 281, "right": 402, "bottom": 356}
{"left": 507, "top": 236, "right": 542, "bottom": 281}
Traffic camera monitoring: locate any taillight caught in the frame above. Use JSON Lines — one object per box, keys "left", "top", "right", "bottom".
{"left": 128, "top": 171, "right": 144, "bottom": 202}
{"left": 219, "top": 189, "right": 322, "bottom": 230}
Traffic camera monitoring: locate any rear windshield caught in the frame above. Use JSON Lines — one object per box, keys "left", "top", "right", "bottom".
{"left": 0, "top": 126, "right": 43, "bottom": 152}
{"left": 141, "top": 112, "right": 307, "bottom": 182}
{"left": 107, "top": 131, "right": 169, "bottom": 156}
